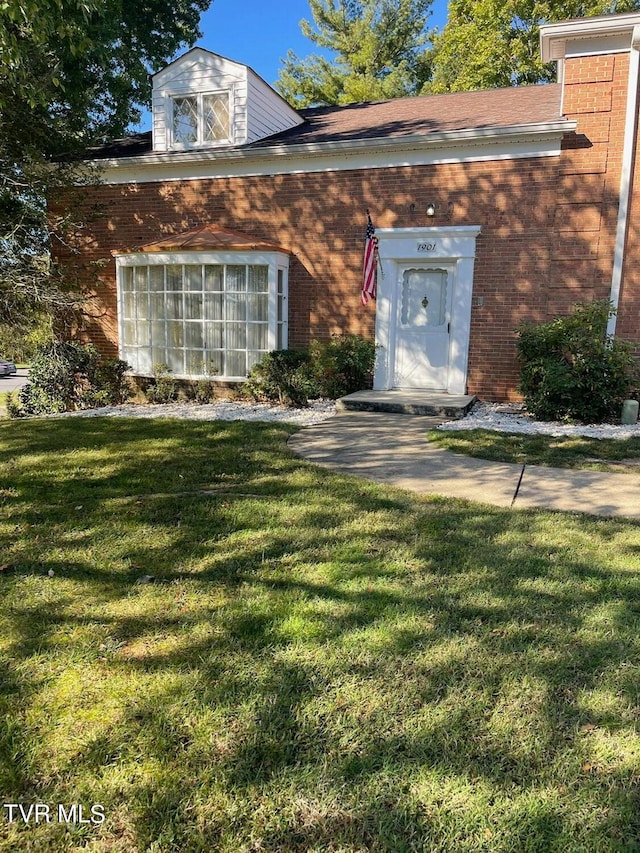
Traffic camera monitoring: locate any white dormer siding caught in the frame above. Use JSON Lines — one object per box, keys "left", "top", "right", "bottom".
{"left": 151, "top": 48, "right": 302, "bottom": 153}
{"left": 245, "top": 69, "right": 303, "bottom": 143}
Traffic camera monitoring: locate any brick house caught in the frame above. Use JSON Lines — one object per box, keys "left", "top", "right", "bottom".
{"left": 71, "top": 12, "right": 640, "bottom": 400}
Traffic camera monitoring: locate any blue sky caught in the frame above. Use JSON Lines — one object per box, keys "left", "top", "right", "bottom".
{"left": 195, "top": 0, "right": 449, "bottom": 86}
{"left": 137, "top": 0, "right": 448, "bottom": 130}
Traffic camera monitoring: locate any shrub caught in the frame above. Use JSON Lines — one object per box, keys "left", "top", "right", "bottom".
{"left": 194, "top": 360, "right": 218, "bottom": 404}
{"left": 243, "top": 350, "right": 315, "bottom": 407}
{"left": 11, "top": 341, "right": 132, "bottom": 417}
{"left": 145, "top": 363, "right": 178, "bottom": 404}
{"left": 517, "top": 300, "right": 638, "bottom": 423}
{"left": 194, "top": 379, "right": 216, "bottom": 404}
{"left": 243, "top": 335, "right": 376, "bottom": 407}
{"left": 310, "top": 334, "right": 376, "bottom": 399}
{"left": 5, "top": 392, "right": 21, "bottom": 419}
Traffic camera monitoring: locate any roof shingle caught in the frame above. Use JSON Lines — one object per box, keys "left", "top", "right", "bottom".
{"left": 89, "top": 83, "right": 564, "bottom": 160}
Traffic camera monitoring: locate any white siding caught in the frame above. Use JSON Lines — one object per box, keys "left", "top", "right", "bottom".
{"left": 151, "top": 48, "right": 302, "bottom": 152}
{"left": 246, "top": 71, "right": 303, "bottom": 143}
{"left": 152, "top": 50, "right": 249, "bottom": 152}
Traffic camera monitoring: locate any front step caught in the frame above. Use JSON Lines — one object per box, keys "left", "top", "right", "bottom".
{"left": 336, "top": 390, "right": 477, "bottom": 419}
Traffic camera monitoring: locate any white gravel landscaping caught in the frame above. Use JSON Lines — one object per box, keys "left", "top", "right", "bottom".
{"left": 438, "top": 401, "right": 640, "bottom": 440}
{"left": 13, "top": 396, "right": 640, "bottom": 438}
{"left": 48, "top": 399, "right": 337, "bottom": 426}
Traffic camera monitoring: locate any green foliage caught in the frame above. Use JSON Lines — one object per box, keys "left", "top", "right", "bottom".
{"left": 0, "top": 0, "right": 211, "bottom": 148}
{"left": 194, "top": 379, "right": 216, "bottom": 404}
{"left": 516, "top": 300, "right": 638, "bottom": 424}
{"left": 310, "top": 333, "right": 376, "bottom": 398}
{"left": 244, "top": 336, "right": 376, "bottom": 406}
{"left": 244, "top": 350, "right": 315, "bottom": 407}
{"left": 11, "top": 340, "right": 131, "bottom": 417}
{"left": 4, "top": 392, "right": 21, "bottom": 420}
{"left": 0, "top": 0, "right": 212, "bottom": 339}
{"left": 276, "top": 0, "right": 432, "bottom": 106}
{"left": 0, "top": 315, "right": 53, "bottom": 363}
{"left": 145, "top": 363, "right": 178, "bottom": 404}
{"left": 424, "top": 0, "right": 640, "bottom": 94}
{"left": 193, "top": 359, "right": 219, "bottom": 403}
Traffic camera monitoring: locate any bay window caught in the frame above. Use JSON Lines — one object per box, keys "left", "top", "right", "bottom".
{"left": 116, "top": 251, "right": 289, "bottom": 380}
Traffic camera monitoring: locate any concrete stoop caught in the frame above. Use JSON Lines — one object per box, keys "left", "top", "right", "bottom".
{"left": 336, "top": 389, "right": 477, "bottom": 419}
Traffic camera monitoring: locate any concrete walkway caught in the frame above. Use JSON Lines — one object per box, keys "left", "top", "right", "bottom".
{"left": 288, "top": 411, "right": 640, "bottom": 520}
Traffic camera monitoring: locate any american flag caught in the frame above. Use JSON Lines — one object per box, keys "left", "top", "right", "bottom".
{"left": 361, "top": 213, "right": 378, "bottom": 305}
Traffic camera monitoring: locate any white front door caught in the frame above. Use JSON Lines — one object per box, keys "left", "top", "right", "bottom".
{"left": 393, "top": 265, "right": 452, "bottom": 389}
{"left": 372, "top": 226, "right": 480, "bottom": 395}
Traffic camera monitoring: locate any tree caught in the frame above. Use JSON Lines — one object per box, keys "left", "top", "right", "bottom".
{"left": 424, "top": 0, "right": 640, "bottom": 94}
{"left": 276, "top": 0, "right": 433, "bottom": 107}
{"left": 0, "top": 0, "right": 212, "bottom": 340}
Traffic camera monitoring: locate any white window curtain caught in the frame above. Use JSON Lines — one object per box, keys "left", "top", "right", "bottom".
{"left": 117, "top": 253, "right": 288, "bottom": 379}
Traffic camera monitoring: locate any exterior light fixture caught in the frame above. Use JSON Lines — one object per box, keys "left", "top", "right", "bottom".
{"left": 426, "top": 203, "right": 436, "bottom": 217}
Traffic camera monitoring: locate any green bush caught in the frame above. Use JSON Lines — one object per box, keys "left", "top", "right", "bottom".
{"left": 194, "top": 379, "right": 215, "bottom": 404}
{"left": 5, "top": 392, "right": 21, "bottom": 419}
{"left": 243, "top": 335, "right": 376, "bottom": 407}
{"left": 145, "top": 363, "right": 178, "bottom": 404}
{"left": 194, "top": 359, "right": 219, "bottom": 404}
{"left": 0, "top": 315, "right": 54, "bottom": 364}
{"left": 12, "top": 341, "right": 132, "bottom": 417}
{"left": 517, "top": 300, "right": 638, "bottom": 423}
{"left": 310, "top": 334, "right": 376, "bottom": 399}
{"left": 244, "top": 350, "right": 315, "bottom": 407}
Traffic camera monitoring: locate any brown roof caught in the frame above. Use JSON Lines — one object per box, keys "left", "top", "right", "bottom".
{"left": 91, "top": 83, "right": 564, "bottom": 160}
{"left": 256, "top": 83, "right": 564, "bottom": 147}
{"left": 116, "top": 225, "right": 291, "bottom": 254}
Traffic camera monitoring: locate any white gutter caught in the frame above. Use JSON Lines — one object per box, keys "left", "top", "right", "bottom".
{"left": 87, "top": 120, "right": 575, "bottom": 173}
{"left": 607, "top": 24, "right": 640, "bottom": 337}
{"left": 541, "top": 12, "right": 640, "bottom": 56}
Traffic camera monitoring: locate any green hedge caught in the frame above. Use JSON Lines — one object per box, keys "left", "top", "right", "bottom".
{"left": 244, "top": 335, "right": 376, "bottom": 407}
{"left": 9, "top": 341, "right": 131, "bottom": 417}
{"left": 517, "top": 300, "right": 638, "bottom": 423}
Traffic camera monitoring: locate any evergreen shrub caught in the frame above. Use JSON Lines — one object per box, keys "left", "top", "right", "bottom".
{"left": 309, "top": 334, "right": 376, "bottom": 399}
{"left": 517, "top": 300, "right": 638, "bottom": 423}
{"left": 244, "top": 335, "right": 376, "bottom": 407}
{"left": 145, "top": 363, "right": 178, "bottom": 404}
{"left": 243, "top": 349, "right": 314, "bottom": 407}
{"left": 11, "top": 341, "right": 132, "bottom": 417}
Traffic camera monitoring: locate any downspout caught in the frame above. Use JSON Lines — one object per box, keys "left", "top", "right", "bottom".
{"left": 607, "top": 24, "right": 640, "bottom": 337}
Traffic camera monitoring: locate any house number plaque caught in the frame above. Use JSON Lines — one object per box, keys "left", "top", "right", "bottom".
{"left": 417, "top": 242, "right": 437, "bottom": 253}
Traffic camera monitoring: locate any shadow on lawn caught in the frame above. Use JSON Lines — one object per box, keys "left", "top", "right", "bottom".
{"left": 1, "top": 417, "right": 640, "bottom": 851}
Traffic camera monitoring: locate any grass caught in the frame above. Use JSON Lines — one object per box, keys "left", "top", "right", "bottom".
{"left": 427, "top": 428, "right": 640, "bottom": 473}
{"left": 1, "top": 416, "right": 640, "bottom": 852}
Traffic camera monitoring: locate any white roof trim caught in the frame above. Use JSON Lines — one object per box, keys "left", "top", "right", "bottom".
{"left": 89, "top": 120, "right": 575, "bottom": 184}
{"left": 541, "top": 12, "right": 640, "bottom": 62}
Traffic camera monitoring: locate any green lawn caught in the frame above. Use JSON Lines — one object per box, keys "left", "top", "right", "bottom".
{"left": 1, "top": 417, "right": 640, "bottom": 852}
{"left": 428, "top": 428, "right": 640, "bottom": 473}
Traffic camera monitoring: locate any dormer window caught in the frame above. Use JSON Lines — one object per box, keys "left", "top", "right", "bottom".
{"left": 171, "top": 91, "right": 231, "bottom": 147}
{"left": 151, "top": 48, "right": 303, "bottom": 154}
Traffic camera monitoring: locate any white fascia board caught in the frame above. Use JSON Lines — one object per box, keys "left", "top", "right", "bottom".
{"left": 541, "top": 13, "right": 640, "bottom": 62}
{"left": 90, "top": 120, "right": 574, "bottom": 185}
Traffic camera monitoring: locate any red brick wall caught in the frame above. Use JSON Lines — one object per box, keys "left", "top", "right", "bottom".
{"left": 62, "top": 52, "right": 636, "bottom": 401}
